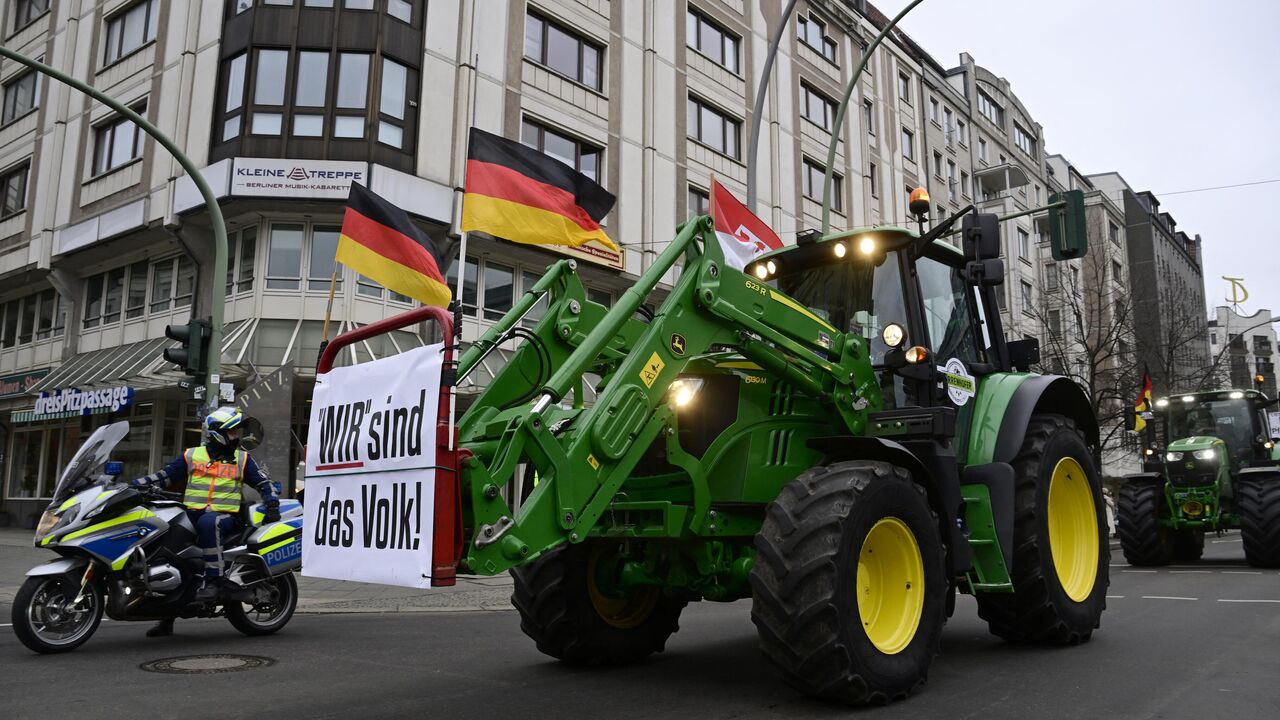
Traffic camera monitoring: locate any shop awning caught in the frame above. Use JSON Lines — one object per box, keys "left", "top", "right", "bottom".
{"left": 25, "top": 321, "right": 248, "bottom": 395}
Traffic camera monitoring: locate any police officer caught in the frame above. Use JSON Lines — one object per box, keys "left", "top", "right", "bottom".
{"left": 132, "top": 406, "right": 279, "bottom": 637}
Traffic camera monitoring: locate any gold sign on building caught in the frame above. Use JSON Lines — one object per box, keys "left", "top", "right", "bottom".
{"left": 1223, "top": 276, "right": 1249, "bottom": 305}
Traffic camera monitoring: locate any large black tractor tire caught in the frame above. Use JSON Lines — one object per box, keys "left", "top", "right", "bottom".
{"left": 976, "top": 414, "right": 1108, "bottom": 644}
{"left": 510, "top": 541, "right": 685, "bottom": 666}
{"left": 750, "top": 461, "right": 947, "bottom": 705}
{"left": 1237, "top": 473, "right": 1280, "bottom": 568}
{"left": 1117, "top": 481, "right": 1173, "bottom": 566}
{"left": 1171, "top": 529, "right": 1205, "bottom": 562}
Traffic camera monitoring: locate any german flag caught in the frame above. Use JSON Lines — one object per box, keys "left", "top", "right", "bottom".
{"left": 335, "top": 183, "right": 451, "bottom": 308}
{"left": 462, "top": 128, "right": 618, "bottom": 251}
{"left": 1133, "top": 366, "right": 1153, "bottom": 432}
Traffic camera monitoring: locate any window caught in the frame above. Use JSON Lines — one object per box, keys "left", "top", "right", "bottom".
{"left": 251, "top": 48, "right": 288, "bottom": 135}
{"left": 125, "top": 260, "right": 147, "bottom": 319}
{"left": 977, "top": 89, "right": 1004, "bottom": 126}
{"left": 1109, "top": 222, "right": 1120, "bottom": 246}
{"left": 898, "top": 73, "right": 910, "bottom": 101}
{"left": 900, "top": 127, "right": 913, "bottom": 161}
{"left": 293, "top": 51, "right": 328, "bottom": 137}
{"left": 225, "top": 227, "right": 258, "bottom": 294}
{"left": 1017, "top": 228, "right": 1030, "bottom": 260}
{"left": 929, "top": 97, "right": 939, "bottom": 122}
{"left": 1045, "top": 265, "right": 1059, "bottom": 291}
{"left": 687, "top": 96, "right": 740, "bottom": 159}
{"left": 267, "top": 224, "right": 304, "bottom": 290}
{"left": 2, "top": 71, "right": 39, "bottom": 125}
{"left": 1112, "top": 259, "right": 1124, "bottom": 284}
{"left": 445, "top": 257, "right": 478, "bottom": 315}
{"left": 1, "top": 163, "right": 29, "bottom": 219}
{"left": 956, "top": 119, "right": 967, "bottom": 145}
{"left": 687, "top": 9, "right": 739, "bottom": 73}
{"left": 221, "top": 53, "right": 247, "bottom": 140}
{"left": 688, "top": 186, "right": 708, "bottom": 218}
{"left": 800, "top": 82, "right": 834, "bottom": 131}
{"left": 344, "top": 0, "right": 374, "bottom": 8}
{"left": 309, "top": 227, "right": 342, "bottom": 290}
{"left": 803, "top": 158, "right": 841, "bottom": 212}
{"left": 943, "top": 107, "right": 953, "bottom": 143}
{"left": 0, "top": 290, "right": 63, "bottom": 348}
{"left": 11, "top": 0, "right": 49, "bottom": 31}
{"left": 378, "top": 57, "right": 409, "bottom": 148}
{"left": 946, "top": 160, "right": 957, "bottom": 201}
{"left": 863, "top": 99, "right": 874, "bottom": 135}
{"left": 521, "top": 118, "right": 602, "bottom": 181}
{"left": 1048, "top": 309, "right": 1061, "bottom": 337}
{"left": 524, "top": 12, "right": 603, "bottom": 91}
{"left": 91, "top": 103, "right": 145, "bottom": 176}
{"left": 335, "top": 52, "right": 371, "bottom": 139}
{"left": 587, "top": 288, "right": 612, "bottom": 307}
{"left": 1021, "top": 280, "right": 1033, "bottom": 313}
{"left": 1070, "top": 265, "right": 1079, "bottom": 288}
{"left": 387, "top": 0, "right": 413, "bottom": 23}
{"left": 868, "top": 162, "right": 877, "bottom": 197}
{"left": 932, "top": 151, "right": 942, "bottom": 178}
{"left": 1014, "top": 122, "right": 1036, "bottom": 156}
{"left": 483, "top": 263, "right": 514, "bottom": 320}
{"left": 521, "top": 271, "right": 549, "bottom": 326}
{"left": 960, "top": 170, "right": 970, "bottom": 197}
{"left": 797, "top": 13, "right": 836, "bottom": 63}
{"left": 104, "top": 0, "right": 160, "bottom": 66}
{"left": 978, "top": 137, "right": 987, "bottom": 163}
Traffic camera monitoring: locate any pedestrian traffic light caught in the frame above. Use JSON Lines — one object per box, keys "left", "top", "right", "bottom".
{"left": 163, "top": 319, "right": 211, "bottom": 377}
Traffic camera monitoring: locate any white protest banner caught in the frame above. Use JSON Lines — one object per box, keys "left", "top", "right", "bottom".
{"left": 302, "top": 343, "right": 443, "bottom": 588}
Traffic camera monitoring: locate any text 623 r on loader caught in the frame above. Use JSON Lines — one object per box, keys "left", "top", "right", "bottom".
{"left": 413, "top": 193, "right": 1107, "bottom": 704}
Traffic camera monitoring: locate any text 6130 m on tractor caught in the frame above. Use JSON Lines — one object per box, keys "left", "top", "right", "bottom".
{"left": 393, "top": 190, "right": 1109, "bottom": 704}
{"left": 1121, "top": 389, "right": 1280, "bottom": 567}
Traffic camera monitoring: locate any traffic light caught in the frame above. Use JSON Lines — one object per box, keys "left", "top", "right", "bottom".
{"left": 1048, "top": 189, "right": 1087, "bottom": 261}
{"left": 163, "top": 319, "right": 211, "bottom": 377}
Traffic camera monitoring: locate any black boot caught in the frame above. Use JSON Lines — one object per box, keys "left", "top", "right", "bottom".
{"left": 195, "top": 577, "right": 225, "bottom": 602}
{"left": 146, "top": 619, "right": 175, "bottom": 637}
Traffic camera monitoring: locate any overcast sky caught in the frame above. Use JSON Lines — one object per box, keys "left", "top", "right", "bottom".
{"left": 896, "top": 0, "right": 1280, "bottom": 318}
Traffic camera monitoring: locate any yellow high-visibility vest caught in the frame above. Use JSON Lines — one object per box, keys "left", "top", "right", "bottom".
{"left": 183, "top": 446, "right": 247, "bottom": 513}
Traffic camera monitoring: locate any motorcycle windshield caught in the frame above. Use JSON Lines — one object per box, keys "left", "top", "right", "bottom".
{"left": 49, "top": 421, "right": 130, "bottom": 505}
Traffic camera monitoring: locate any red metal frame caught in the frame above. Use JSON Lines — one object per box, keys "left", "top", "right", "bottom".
{"left": 318, "top": 306, "right": 462, "bottom": 587}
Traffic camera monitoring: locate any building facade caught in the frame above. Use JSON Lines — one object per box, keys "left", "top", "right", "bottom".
{"left": 1207, "top": 305, "right": 1276, "bottom": 396}
{"left": 0, "top": 0, "right": 1202, "bottom": 523}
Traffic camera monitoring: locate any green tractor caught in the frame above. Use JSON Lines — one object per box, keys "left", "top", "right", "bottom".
{"left": 445, "top": 196, "right": 1107, "bottom": 704}
{"left": 1120, "top": 389, "right": 1280, "bottom": 567}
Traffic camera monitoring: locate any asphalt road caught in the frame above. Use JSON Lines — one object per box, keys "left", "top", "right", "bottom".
{"left": 2, "top": 539, "right": 1277, "bottom": 719}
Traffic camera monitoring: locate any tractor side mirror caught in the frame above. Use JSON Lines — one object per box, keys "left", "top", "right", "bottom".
{"left": 1048, "top": 189, "right": 1087, "bottom": 260}
{"left": 965, "top": 258, "right": 1005, "bottom": 287}
{"left": 962, "top": 212, "right": 1001, "bottom": 261}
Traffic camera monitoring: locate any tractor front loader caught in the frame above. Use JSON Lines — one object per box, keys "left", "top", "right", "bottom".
{"left": 450, "top": 197, "right": 1107, "bottom": 704}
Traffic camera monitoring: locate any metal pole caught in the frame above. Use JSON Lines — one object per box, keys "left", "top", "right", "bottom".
{"left": 821, "top": 0, "right": 926, "bottom": 234}
{"left": 745, "top": 0, "right": 799, "bottom": 209}
{"left": 0, "top": 46, "right": 228, "bottom": 407}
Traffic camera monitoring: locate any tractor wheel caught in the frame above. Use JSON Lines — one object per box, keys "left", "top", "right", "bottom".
{"left": 976, "top": 414, "right": 1108, "bottom": 644}
{"left": 1171, "top": 529, "right": 1204, "bottom": 562}
{"left": 509, "top": 540, "right": 685, "bottom": 666}
{"left": 1117, "top": 481, "right": 1173, "bottom": 566}
{"left": 1237, "top": 473, "right": 1280, "bottom": 568}
{"left": 750, "top": 461, "right": 946, "bottom": 705}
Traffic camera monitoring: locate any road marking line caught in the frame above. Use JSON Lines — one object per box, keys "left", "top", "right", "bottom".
{"left": 1105, "top": 595, "right": 1126, "bottom": 599}
{"left": 1142, "top": 595, "right": 1198, "bottom": 601}
{"left": 1217, "top": 599, "right": 1280, "bottom": 604}
{"left": 1222, "top": 571, "right": 1262, "bottom": 575}
{"left": 1211, "top": 538, "right": 1242, "bottom": 544}
{"left": 1122, "top": 570, "right": 1157, "bottom": 573}
{"left": 1170, "top": 570, "right": 1213, "bottom": 574}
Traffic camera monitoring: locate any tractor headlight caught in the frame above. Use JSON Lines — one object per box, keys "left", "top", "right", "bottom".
{"left": 1165, "top": 451, "right": 1184, "bottom": 462}
{"left": 881, "top": 323, "right": 906, "bottom": 349}
{"left": 669, "top": 378, "right": 705, "bottom": 408}
{"left": 1193, "top": 449, "right": 1216, "bottom": 461}
{"left": 1143, "top": 448, "right": 1155, "bottom": 456}
{"left": 858, "top": 236, "right": 876, "bottom": 255}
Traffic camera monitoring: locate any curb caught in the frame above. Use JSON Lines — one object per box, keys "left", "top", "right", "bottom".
{"left": 296, "top": 604, "right": 515, "bottom": 615}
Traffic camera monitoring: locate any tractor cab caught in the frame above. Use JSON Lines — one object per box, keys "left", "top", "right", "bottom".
{"left": 1147, "top": 391, "right": 1276, "bottom": 489}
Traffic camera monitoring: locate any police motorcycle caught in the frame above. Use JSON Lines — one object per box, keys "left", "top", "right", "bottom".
{"left": 11, "top": 420, "right": 304, "bottom": 653}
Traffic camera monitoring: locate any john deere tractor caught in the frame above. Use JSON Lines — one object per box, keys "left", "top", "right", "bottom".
{"left": 449, "top": 195, "right": 1107, "bottom": 704}
{"left": 1120, "top": 389, "right": 1280, "bottom": 567}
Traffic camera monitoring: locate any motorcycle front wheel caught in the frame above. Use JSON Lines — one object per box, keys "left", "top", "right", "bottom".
{"left": 12, "top": 573, "right": 104, "bottom": 654}
{"left": 226, "top": 572, "right": 298, "bottom": 636}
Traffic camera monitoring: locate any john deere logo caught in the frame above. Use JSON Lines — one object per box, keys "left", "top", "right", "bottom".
{"left": 1185, "top": 461, "right": 1195, "bottom": 470}
{"left": 670, "top": 333, "right": 687, "bottom": 357}
{"left": 288, "top": 167, "right": 310, "bottom": 181}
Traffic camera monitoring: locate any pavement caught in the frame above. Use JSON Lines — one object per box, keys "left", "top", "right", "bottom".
{"left": 0, "top": 528, "right": 514, "bottom": 615}
{"left": 3, "top": 530, "right": 1279, "bottom": 719}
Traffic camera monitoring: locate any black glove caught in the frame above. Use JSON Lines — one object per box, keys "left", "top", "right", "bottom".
{"left": 263, "top": 500, "right": 281, "bottom": 523}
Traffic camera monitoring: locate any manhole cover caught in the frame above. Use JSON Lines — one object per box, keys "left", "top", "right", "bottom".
{"left": 140, "top": 654, "right": 276, "bottom": 674}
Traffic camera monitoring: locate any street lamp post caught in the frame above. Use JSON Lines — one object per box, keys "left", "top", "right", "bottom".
{"left": 0, "top": 46, "right": 227, "bottom": 409}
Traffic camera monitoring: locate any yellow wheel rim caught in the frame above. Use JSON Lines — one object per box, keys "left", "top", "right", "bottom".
{"left": 1047, "top": 457, "right": 1099, "bottom": 602}
{"left": 856, "top": 517, "right": 925, "bottom": 655}
{"left": 585, "top": 546, "right": 659, "bottom": 630}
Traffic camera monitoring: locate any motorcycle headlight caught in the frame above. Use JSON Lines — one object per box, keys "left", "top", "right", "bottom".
{"left": 34, "top": 504, "right": 78, "bottom": 543}
{"left": 1193, "top": 449, "right": 1216, "bottom": 461}
{"left": 1165, "top": 451, "right": 1184, "bottom": 462}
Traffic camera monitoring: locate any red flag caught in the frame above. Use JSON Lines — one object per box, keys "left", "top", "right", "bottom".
{"left": 710, "top": 179, "right": 782, "bottom": 271}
